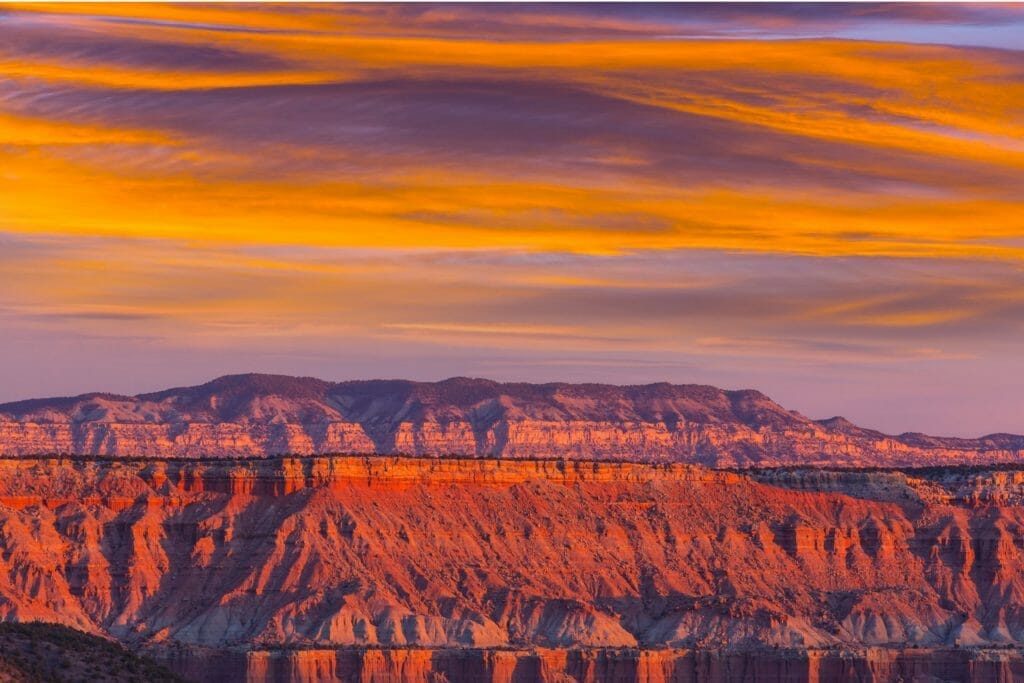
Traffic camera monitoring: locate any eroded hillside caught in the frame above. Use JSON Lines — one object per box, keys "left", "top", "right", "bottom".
{"left": 2, "top": 457, "right": 1024, "bottom": 651}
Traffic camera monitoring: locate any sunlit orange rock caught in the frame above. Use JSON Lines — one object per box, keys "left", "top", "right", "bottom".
{"left": 1, "top": 455, "right": 1024, "bottom": 679}
{"left": 157, "top": 645, "right": 1024, "bottom": 683}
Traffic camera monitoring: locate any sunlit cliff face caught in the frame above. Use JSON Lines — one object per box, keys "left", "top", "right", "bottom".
{"left": 1, "top": 3, "right": 1023, "bottom": 435}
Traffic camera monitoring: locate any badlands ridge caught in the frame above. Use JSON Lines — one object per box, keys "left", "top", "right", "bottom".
{"left": 2, "top": 456, "right": 1024, "bottom": 680}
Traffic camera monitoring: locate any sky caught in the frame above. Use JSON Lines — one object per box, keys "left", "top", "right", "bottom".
{"left": 1, "top": 3, "right": 1023, "bottom": 436}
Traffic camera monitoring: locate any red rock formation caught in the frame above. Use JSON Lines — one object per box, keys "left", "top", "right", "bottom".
{"left": 0, "top": 374, "right": 1021, "bottom": 466}
{"left": 2, "top": 456, "right": 1024, "bottom": 667}
{"left": 155, "top": 645, "right": 1024, "bottom": 683}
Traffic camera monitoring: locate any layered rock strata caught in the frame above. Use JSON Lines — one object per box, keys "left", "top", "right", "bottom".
{"left": 157, "top": 645, "right": 1024, "bottom": 683}
{"left": 3, "top": 457, "right": 1024, "bottom": 664}
{"left": 1, "top": 374, "right": 1021, "bottom": 466}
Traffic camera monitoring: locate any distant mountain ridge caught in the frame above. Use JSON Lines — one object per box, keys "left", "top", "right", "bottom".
{"left": 0, "top": 373, "right": 1021, "bottom": 466}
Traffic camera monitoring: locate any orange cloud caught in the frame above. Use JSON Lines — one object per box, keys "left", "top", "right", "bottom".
{"left": 3, "top": 3, "right": 1024, "bottom": 436}
{"left": 0, "top": 6, "right": 1020, "bottom": 260}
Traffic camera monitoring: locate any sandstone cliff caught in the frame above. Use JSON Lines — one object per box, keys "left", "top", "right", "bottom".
{"left": 157, "top": 645, "right": 1024, "bottom": 683}
{"left": 3, "top": 457, "right": 1024, "bottom": 659}
{"left": 6, "top": 456, "right": 1024, "bottom": 680}
{"left": 0, "top": 374, "right": 1021, "bottom": 466}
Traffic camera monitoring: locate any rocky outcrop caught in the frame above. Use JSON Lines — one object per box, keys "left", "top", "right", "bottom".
{"left": 3, "top": 457, "right": 1024, "bottom": 657}
{"left": 154, "top": 645, "right": 1024, "bottom": 683}
{"left": 0, "top": 374, "right": 1021, "bottom": 466}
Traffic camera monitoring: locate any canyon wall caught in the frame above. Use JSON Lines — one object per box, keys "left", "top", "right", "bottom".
{"left": 0, "top": 374, "right": 1021, "bottom": 466}
{"left": 155, "top": 645, "right": 1024, "bottom": 683}
{"left": 4, "top": 457, "right": 1024, "bottom": 661}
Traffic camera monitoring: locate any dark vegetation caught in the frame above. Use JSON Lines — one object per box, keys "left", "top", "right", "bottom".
{"left": 0, "top": 622, "right": 184, "bottom": 683}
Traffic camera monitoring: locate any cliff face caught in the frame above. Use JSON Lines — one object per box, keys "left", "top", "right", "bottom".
{"left": 4, "top": 456, "right": 1024, "bottom": 657}
{"left": 0, "top": 374, "right": 1021, "bottom": 466}
{"left": 157, "top": 645, "right": 1024, "bottom": 683}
